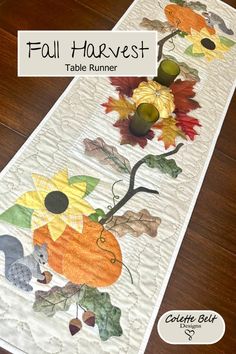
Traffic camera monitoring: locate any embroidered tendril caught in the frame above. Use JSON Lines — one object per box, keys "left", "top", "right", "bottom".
{"left": 157, "top": 0, "right": 164, "bottom": 9}
{"left": 106, "top": 179, "right": 123, "bottom": 225}
{"left": 168, "top": 37, "right": 176, "bottom": 52}
{"left": 96, "top": 225, "right": 134, "bottom": 284}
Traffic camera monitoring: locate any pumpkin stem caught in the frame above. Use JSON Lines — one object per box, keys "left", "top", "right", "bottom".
{"left": 158, "top": 29, "right": 180, "bottom": 61}
{"left": 99, "top": 143, "right": 183, "bottom": 225}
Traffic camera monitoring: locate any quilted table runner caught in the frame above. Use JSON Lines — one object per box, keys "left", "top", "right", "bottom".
{"left": 0, "top": 0, "right": 235, "bottom": 353}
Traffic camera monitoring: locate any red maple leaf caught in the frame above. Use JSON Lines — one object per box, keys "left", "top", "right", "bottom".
{"left": 114, "top": 117, "right": 154, "bottom": 148}
{"left": 170, "top": 79, "right": 201, "bottom": 113}
{"left": 176, "top": 111, "right": 201, "bottom": 140}
{"left": 109, "top": 77, "right": 147, "bottom": 97}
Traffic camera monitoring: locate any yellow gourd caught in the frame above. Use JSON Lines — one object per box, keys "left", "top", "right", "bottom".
{"left": 132, "top": 81, "right": 175, "bottom": 118}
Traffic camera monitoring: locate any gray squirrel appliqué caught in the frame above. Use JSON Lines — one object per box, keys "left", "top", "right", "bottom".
{"left": 0, "top": 235, "right": 48, "bottom": 292}
{"left": 202, "top": 11, "right": 234, "bottom": 35}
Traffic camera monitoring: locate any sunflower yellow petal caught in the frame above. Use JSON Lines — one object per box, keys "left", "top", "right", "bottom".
{"left": 48, "top": 216, "right": 66, "bottom": 241}
{"left": 67, "top": 199, "right": 95, "bottom": 217}
{"left": 200, "top": 27, "right": 211, "bottom": 37}
{"left": 191, "top": 29, "right": 202, "bottom": 40}
{"left": 61, "top": 212, "right": 83, "bottom": 233}
{"left": 32, "top": 173, "right": 56, "bottom": 193}
{"left": 16, "top": 191, "right": 46, "bottom": 210}
{"left": 64, "top": 182, "right": 87, "bottom": 205}
{"left": 205, "top": 53, "right": 214, "bottom": 61}
{"left": 192, "top": 43, "right": 204, "bottom": 54}
{"left": 190, "top": 28, "right": 198, "bottom": 36}
{"left": 51, "top": 169, "right": 69, "bottom": 191}
{"left": 31, "top": 209, "right": 54, "bottom": 230}
{"left": 205, "top": 49, "right": 219, "bottom": 61}
{"left": 217, "top": 42, "right": 229, "bottom": 52}
{"left": 186, "top": 36, "right": 194, "bottom": 43}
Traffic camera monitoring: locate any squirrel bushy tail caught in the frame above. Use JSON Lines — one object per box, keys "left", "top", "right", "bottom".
{"left": 0, "top": 235, "right": 24, "bottom": 276}
{"left": 218, "top": 22, "right": 234, "bottom": 35}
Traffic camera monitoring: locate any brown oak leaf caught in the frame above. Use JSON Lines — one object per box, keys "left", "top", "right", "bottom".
{"left": 170, "top": 79, "right": 201, "bottom": 113}
{"left": 105, "top": 209, "right": 161, "bottom": 238}
{"left": 84, "top": 137, "right": 131, "bottom": 174}
{"left": 109, "top": 77, "right": 147, "bottom": 97}
{"left": 140, "top": 17, "right": 175, "bottom": 33}
{"left": 102, "top": 94, "right": 136, "bottom": 119}
{"left": 114, "top": 117, "right": 155, "bottom": 148}
{"left": 154, "top": 117, "right": 186, "bottom": 149}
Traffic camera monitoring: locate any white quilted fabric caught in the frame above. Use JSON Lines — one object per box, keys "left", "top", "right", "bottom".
{"left": 0, "top": 0, "right": 235, "bottom": 353}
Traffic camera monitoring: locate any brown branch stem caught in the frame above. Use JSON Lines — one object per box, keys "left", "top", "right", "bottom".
{"left": 99, "top": 143, "right": 183, "bottom": 225}
{"left": 157, "top": 29, "right": 180, "bottom": 62}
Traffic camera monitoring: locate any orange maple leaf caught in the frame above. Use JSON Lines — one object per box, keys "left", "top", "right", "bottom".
{"left": 154, "top": 117, "right": 186, "bottom": 149}
{"left": 102, "top": 94, "right": 136, "bottom": 119}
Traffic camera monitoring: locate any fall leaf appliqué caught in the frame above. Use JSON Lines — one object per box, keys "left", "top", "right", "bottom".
{"left": 114, "top": 117, "right": 155, "bottom": 148}
{"left": 170, "top": 79, "right": 201, "bottom": 113}
{"left": 176, "top": 111, "right": 201, "bottom": 140}
{"left": 102, "top": 94, "right": 136, "bottom": 119}
{"left": 154, "top": 116, "right": 186, "bottom": 149}
{"left": 109, "top": 77, "right": 147, "bottom": 97}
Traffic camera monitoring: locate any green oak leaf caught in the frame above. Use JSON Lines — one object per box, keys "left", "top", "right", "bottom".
{"left": 184, "top": 45, "right": 205, "bottom": 57}
{"left": 79, "top": 286, "right": 123, "bottom": 341}
{"left": 144, "top": 155, "right": 182, "bottom": 178}
{"left": 219, "top": 36, "right": 235, "bottom": 48}
{"left": 69, "top": 175, "right": 100, "bottom": 196}
{"left": 33, "top": 283, "right": 85, "bottom": 317}
{"left": 0, "top": 204, "right": 33, "bottom": 228}
{"left": 33, "top": 283, "right": 123, "bottom": 341}
{"left": 170, "top": 0, "right": 186, "bottom": 6}
{"left": 187, "top": 1, "right": 207, "bottom": 11}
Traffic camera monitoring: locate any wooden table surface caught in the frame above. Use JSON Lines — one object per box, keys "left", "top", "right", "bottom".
{"left": 0, "top": 1, "right": 235, "bottom": 353}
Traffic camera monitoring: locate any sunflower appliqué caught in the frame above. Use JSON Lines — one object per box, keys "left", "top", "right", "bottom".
{"left": 16, "top": 169, "right": 95, "bottom": 241}
{"left": 186, "top": 28, "right": 232, "bottom": 61}
{"left": 145, "top": 2, "right": 236, "bottom": 63}
{"left": 0, "top": 169, "right": 123, "bottom": 287}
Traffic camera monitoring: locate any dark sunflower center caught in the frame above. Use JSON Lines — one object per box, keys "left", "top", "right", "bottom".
{"left": 44, "top": 191, "right": 69, "bottom": 214}
{"left": 200, "top": 38, "right": 216, "bottom": 50}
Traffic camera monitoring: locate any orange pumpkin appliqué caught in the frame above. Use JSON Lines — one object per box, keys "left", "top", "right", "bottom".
{"left": 33, "top": 216, "right": 122, "bottom": 287}
{"left": 164, "top": 4, "right": 216, "bottom": 35}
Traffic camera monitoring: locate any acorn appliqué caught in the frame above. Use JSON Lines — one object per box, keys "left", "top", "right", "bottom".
{"left": 82, "top": 311, "right": 96, "bottom": 327}
{"left": 37, "top": 271, "right": 53, "bottom": 284}
{"left": 69, "top": 318, "right": 82, "bottom": 336}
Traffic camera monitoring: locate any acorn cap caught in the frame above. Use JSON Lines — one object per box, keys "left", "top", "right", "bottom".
{"left": 69, "top": 318, "right": 82, "bottom": 336}
{"left": 82, "top": 311, "right": 96, "bottom": 327}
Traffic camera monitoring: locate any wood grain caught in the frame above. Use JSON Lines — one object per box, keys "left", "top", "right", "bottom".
{"left": 77, "top": 0, "right": 132, "bottom": 21}
{"left": 0, "top": 0, "right": 235, "bottom": 353}
{"left": 0, "top": 124, "right": 25, "bottom": 170}
{"left": 0, "top": 29, "right": 72, "bottom": 136}
{"left": 0, "top": 0, "right": 114, "bottom": 35}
